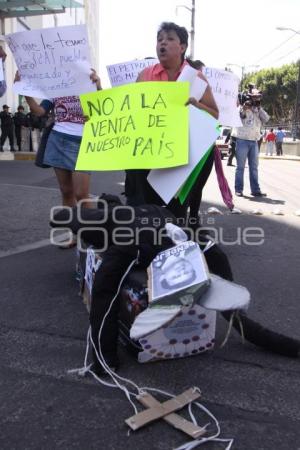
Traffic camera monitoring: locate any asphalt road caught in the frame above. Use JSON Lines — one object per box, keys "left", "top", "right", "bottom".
{"left": 0, "top": 158, "right": 299, "bottom": 450}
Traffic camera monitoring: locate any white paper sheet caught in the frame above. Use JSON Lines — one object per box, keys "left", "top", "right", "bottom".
{"left": 177, "top": 64, "right": 198, "bottom": 83}
{"left": 190, "top": 76, "right": 207, "bottom": 100}
{"left": 148, "top": 105, "right": 219, "bottom": 204}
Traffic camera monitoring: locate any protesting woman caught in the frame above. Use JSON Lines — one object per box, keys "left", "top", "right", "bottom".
{"left": 125, "top": 22, "right": 218, "bottom": 221}
{"left": 15, "top": 70, "right": 101, "bottom": 247}
{"left": 16, "top": 69, "right": 101, "bottom": 208}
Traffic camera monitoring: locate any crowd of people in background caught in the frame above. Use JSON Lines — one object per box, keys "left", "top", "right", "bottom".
{"left": 225, "top": 126, "right": 286, "bottom": 166}
{"left": 0, "top": 103, "right": 49, "bottom": 152}
{"left": 264, "top": 127, "right": 285, "bottom": 156}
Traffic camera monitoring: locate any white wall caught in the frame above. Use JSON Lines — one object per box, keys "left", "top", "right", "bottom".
{"left": 84, "top": 0, "right": 100, "bottom": 71}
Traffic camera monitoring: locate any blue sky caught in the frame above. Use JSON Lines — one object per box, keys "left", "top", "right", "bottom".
{"left": 98, "top": 0, "right": 300, "bottom": 87}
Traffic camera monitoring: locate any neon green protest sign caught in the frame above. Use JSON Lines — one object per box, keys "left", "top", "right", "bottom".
{"left": 75, "top": 81, "right": 189, "bottom": 170}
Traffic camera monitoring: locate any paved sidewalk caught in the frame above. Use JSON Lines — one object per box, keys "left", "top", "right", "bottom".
{"left": 259, "top": 153, "right": 300, "bottom": 161}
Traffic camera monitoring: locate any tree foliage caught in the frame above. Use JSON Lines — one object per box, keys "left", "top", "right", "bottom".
{"left": 242, "top": 62, "right": 299, "bottom": 124}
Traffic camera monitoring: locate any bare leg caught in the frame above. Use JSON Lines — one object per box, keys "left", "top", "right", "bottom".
{"left": 54, "top": 168, "right": 76, "bottom": 207}
{"left": 53, "top": 168, "right": 77, "bottom": 248}
{"left": 72, "top": 171, "right": 91, "bottom": 208}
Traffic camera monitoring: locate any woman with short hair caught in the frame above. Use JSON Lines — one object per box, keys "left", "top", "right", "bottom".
{"left": 125, "top": 22, "right": 218, "bottom": 220}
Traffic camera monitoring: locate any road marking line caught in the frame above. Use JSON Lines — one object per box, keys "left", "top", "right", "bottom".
{"left": 0, "top": 183, "right": 60, "bottom": 191}
{"left": 0, "top": 233, "right": 70, "bottom": 258}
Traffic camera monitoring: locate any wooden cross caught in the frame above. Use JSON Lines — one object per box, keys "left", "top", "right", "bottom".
{"left": 125, "top": 388, "right": 206, "bottom": 439}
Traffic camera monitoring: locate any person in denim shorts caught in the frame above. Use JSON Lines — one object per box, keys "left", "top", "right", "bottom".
{"left": 22, "top": 69, "right": 101, "bottom": 209}
{"left": 15, "top": 69, "right": 101, "bottom": 247}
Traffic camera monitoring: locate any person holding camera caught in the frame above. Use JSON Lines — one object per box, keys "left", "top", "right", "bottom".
{"left": 235, "top": 88, "right": 269, "bottom": 197}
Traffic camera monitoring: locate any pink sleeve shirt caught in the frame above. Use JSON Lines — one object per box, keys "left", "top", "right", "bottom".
{"left": 139, "top": 60, "right": 190, "bottom": 81}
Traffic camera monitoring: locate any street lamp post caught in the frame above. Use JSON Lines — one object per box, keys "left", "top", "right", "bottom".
{"left": 176, "top": 0, "right": 195, "bottom": 59}
{"left": 190, "top": 0, "right": 195, "bottom": 59}
{"left": 276, "top": 27, "right": 300, "bottom": 140}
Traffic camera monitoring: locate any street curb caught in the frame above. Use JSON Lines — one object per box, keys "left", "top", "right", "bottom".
{"left": 14, "top": 152, "right": 36, "bottom": 161}
{"left": 259, "top": 155, "right": 300, "bottom": 161}
{"left": 0, "top": 152, "right": 36, "bottom": 161}
{"left": 0, "top": 152, "right": 14, "bottom": 161}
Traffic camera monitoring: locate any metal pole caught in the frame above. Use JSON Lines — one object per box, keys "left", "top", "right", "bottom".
{"left": 0, "top": 16, "right": 5, "bottom": 35}
{"left": 241, "top": 66, "right": 245, "bottom": 87}
{"left": 190, "top": 0, "right": 195, "bottom": 59}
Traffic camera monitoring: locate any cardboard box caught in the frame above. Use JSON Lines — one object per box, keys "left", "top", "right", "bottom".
{"left": 77, "top": 244, "right": 216, "bottom": 363}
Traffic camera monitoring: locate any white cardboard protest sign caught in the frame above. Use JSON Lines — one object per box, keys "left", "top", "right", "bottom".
{"left": 107, "top": 61, "right": 240, "bottom": 128}
{"left": 177, "top": 65, "right": 207, "bottom": 100}
{"left": 107, "top": 58, "right": 158, "bottom": 87}
{"left": 107, "top": 61, "right": 208, "bottom": 101}
{"left": 148, "top": 106, "right": 219, "bottom": 204}
{"left": 203, "top": 67, "right": 242, "bottom": 127}
{"left": 190, "top": 76, "right": 207, "bottom": 100}
{"left": 6, "top": 25, "right": 95, "bottom": 99}
{"left": 177, "top": 65, "right": 198, "bottom": 84}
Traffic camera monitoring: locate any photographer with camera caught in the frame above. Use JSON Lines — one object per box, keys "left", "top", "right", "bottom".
{"left": 235, "top": 85, "right": 269, "bottom": 197}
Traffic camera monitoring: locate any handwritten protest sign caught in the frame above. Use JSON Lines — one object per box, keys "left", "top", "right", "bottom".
{"left": 148, "top": 106, "right": 219, "bottom": 204}
{"left": 203, "top": 67, "right": 242, "bottom": 127}
{"left": 5, "top": 25, "right": 94, "bottom": 99}
{"left": 107, "top": 58, "right": 158, "bottom": 87}
{"left": 75, "top": 81, "right": 189, "bottom": 171}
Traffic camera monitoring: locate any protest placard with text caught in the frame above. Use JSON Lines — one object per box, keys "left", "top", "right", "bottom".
{"left": 6, "top": 25, "right": 94, "bottom": 99}
{"left": 107, "top": 59, "right": 158, "bottom": 87}
{"left": 75, "top": 81, "right": 189, "bottom": 171}
{"left": 203, "top": 67, "right": 242, "bottom": 127}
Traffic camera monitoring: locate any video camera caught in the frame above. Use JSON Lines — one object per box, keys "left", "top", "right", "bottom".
{"left": 238, "top": 83, "right": 263, "bottom": 107}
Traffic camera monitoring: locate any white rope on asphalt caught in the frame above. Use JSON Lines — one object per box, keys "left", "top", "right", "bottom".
{"left": 69, "top": 255, "right": 142, "bottom": 413}
{"left": 220, "top": 311, "right": 235, "bottom": 348}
